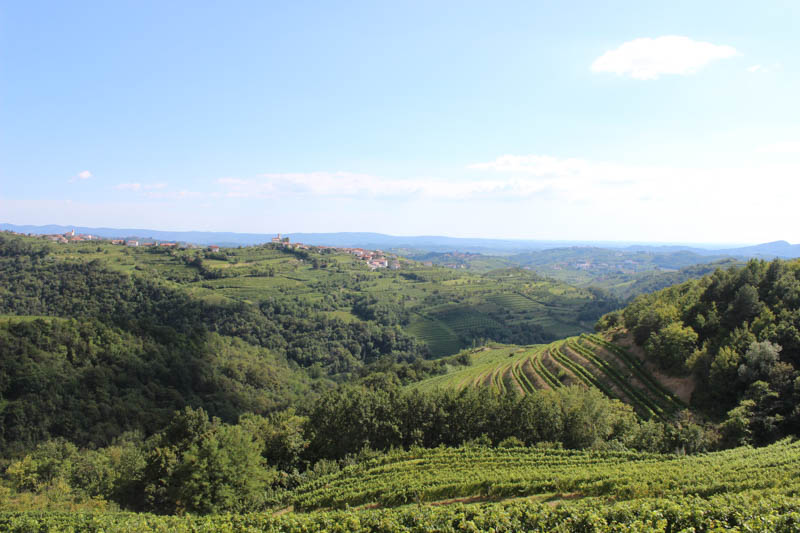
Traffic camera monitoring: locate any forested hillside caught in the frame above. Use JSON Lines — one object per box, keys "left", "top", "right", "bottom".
{"left": 598, "top": 258, "right": 800, "bottom": 445}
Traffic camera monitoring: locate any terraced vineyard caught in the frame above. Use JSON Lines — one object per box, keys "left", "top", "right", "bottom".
{"left": 410, "top": 334, "right": 685, "bottom": 419}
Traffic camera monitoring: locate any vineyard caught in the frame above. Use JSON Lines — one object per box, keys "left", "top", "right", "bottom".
{"left": 410, "top": 334, "right": 685, "bottom": 419}
{"left": 4, "top": 440, "right": 800, "bottom": 532}
{"left": 291, "top": 439, "right": 800, "bottom": 509}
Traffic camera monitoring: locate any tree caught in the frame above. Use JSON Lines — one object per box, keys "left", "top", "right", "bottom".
{"left": 738, "top": 341, "right": 781, "bottom": 385}
{"left": 644, "top": 322, "right": 698, "bottom": 370}
{"left": 630, "top": 303, "right": 679, "bottom": 345}
{"left": 140, "top": 407, "right": 273, "bottom": 514}
{"left": 726, "top": 284, "right": 762, "bottom": 328}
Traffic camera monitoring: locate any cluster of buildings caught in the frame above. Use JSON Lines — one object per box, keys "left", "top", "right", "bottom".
{"left": 41, "top": 229, "right": 103, "bottom": 244}
{"left": 269, "top": 234, "right": 400, "bottom": 270}
{"left": 341, "top": 248, "right": 400, "bottom": 270}
{"left": 35, "top": 229, "right": 198, "bottom": 249}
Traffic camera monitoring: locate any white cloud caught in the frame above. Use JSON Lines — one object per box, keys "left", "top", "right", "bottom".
{"left": 69, "top": 170, "right": 93, "bottom": 182}
{"left": 591, "top": 36, "right": 738, "bottom": 80}
{"left": 207, "top": 156, "right": 800, "bottom": 243}
{"left": 757, "top": 141, "right": 800, "bottom": 154}
{"left": 467, "top": 154, "right": 800, "bottom": 216}
{"left": 747, "top": 64, "right": 765, "bottom": 73}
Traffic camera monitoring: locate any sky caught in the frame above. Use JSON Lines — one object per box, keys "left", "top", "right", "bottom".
{"left": 1, "top": 0, "right": 799, "bottom": 244}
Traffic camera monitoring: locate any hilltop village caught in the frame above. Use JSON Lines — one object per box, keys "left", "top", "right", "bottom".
{"left": 270, "top": 233, "right": 401, "bottom": 269}
{"left": 4, "top": 229, "right": 401, "bottom": 270}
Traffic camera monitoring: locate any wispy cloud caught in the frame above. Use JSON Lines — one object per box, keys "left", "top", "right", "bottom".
{"left": 216, "top": 158, "right": 666, "bottom": 202}
{"left": 591, "top": 36, "right": 738, "bottom": 80}
{"left": 116, "top": 182, "right": 168, "bottom": 191}
{"left": 466, "top": 154, "right": 800, "bottom": 211}
{"left": 217, "top": 158, "right": 683, "bottom": 203}
{"left": 747, "top": 63, "right": 781, "bottom": 74}
{"left": 217, "top": 171, "right": 558, "bottom": 201}
{"left": 209, "top": 152, "right": 800, "bottom": 210}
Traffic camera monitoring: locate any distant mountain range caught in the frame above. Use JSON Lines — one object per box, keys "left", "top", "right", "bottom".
{"left": 3, "top": 223, "right": 800, "bottom": 258}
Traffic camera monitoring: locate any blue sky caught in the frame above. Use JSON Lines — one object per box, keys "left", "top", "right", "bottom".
{"left": 2, "top": 1, "right": 799, "bottom": 244}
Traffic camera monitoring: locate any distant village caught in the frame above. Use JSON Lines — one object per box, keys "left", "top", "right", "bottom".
{"left": 269, "top": 234, "right": 401, "bottom": 270}
{"left": 6, "top": 229, "right": 402, "bottom": 270}
{"left": 29, "top": 228, "right": 202, "bottom": 250}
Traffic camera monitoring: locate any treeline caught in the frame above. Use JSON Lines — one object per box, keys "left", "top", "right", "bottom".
{"left": 597, "top": 258, "right": 800, "bottom": 445}
{"left": 300, "top": 379, "right": 711, "bottom": 458}
{"left": 1, "top": 384, "right": 714, "bottom": 515}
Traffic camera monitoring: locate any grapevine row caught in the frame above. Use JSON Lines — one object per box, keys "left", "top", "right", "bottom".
{"left": 566, "top": 339, "right": 661, "bottom": 419}
{"left": 582, "top": 334, "right": 686, "bottom": 411}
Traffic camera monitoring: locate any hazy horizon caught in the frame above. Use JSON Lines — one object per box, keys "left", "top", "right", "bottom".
{"left": 0, "top": 221, "right": 775, "bottom": 249}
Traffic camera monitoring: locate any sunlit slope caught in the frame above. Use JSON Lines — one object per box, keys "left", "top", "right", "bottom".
{"left": 409, "top": 334, "right": 685, "bottom": 419}
{"left": 292, "top": 439, "right": 800, "bottom": 510}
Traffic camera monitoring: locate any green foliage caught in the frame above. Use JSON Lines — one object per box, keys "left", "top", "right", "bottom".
{"left": 139, "top": 407, "right": 273, "bottom": 514}
{"left": 644, "top": 322, "right": 698, "bottom": 371}
{"left": 3, "top": 491, "right": 800, "bottom": 532}
{"left": 238, "top": 410, "right": 309, "bottom": 472}
{"left": 738, "top": 341, "right": 781, "bottom": 383}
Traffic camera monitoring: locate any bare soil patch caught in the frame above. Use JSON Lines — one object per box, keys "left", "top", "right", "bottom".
{"left": 608, "top": 332, "right": 696, "bottom": 404}
{"left": 521, "top": 357, "right": 551, "bottom": 390}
